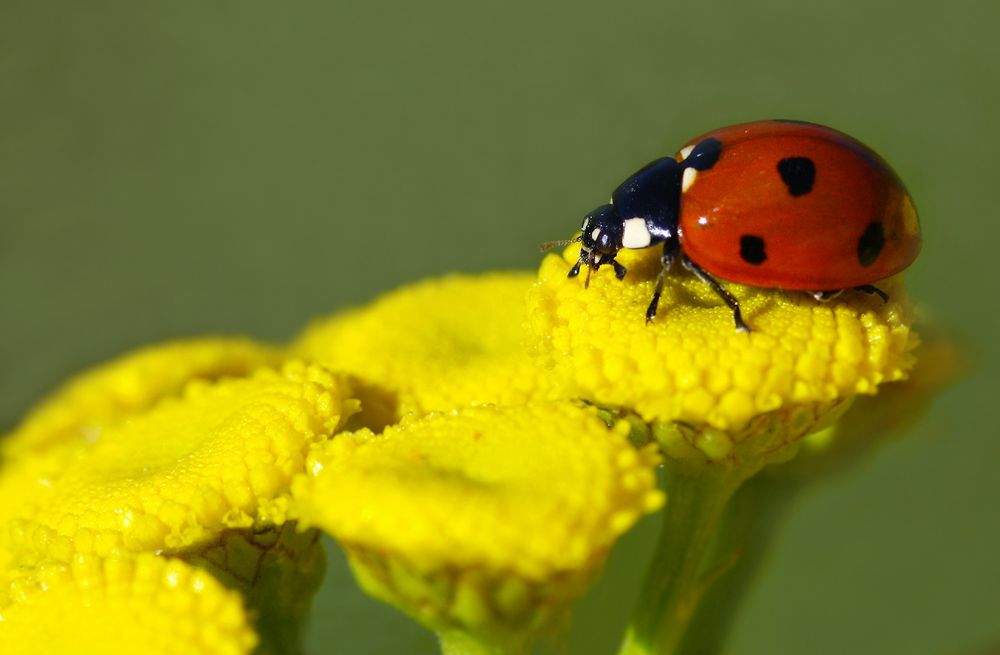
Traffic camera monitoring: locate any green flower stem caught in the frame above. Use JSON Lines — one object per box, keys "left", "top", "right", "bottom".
{"left": 437, "top": 630, "right": 530, "bottom": 655}
{"left": 675, "top": 475, "right": 801, "bottom": 654}
{"left": 678, "top": 405, "right": 919, "bottom": 653}
{"left": 619, "top": 465, "right": 747, "bottom": 655}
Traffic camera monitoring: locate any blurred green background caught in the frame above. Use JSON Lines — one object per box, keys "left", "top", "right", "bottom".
{"left": 2, "top": 1, "right": 997, "bottom": 653}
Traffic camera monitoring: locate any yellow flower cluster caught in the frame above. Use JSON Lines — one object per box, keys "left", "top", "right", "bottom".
{"left": 0, "top": 234, "right": 925, "bottom": 653}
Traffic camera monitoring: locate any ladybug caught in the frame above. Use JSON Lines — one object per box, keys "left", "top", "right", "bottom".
{"left": 549, "top": 120, "right": 921, "bottom": 331}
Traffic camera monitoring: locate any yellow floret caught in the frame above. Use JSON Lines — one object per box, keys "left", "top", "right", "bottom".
{"left": 528, "top": 246, "right": 918, "bottom": 433}
{"left": 292, "top": 273, "right": 549, "bottom": 428}
{"left": 0, "top": 554, "right": 257, "bottom": 655}
{"left": 293, "top": 402, "right": 663, "bottom": 639}
{"left": 2, "top": 337, "right": 282, "bottom": 460}
{"left": 0, "top": 362, "right": 356, "bottom": 566}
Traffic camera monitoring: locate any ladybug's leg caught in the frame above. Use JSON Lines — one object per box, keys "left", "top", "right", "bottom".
{"left": 645, "top": 240, "right": 680, "bottom": 324}
{"left": 595, "top": 254, "right": 627, "bottom": 280}
{"left": 812, "top": 290, "right": 843, "bottom": 302}
{"left": 855, "top": 284, "right": 889, "bottom": 303}
{"left": 567, "top": 249, "right": 593, "bottom": 279}
{"left": 610, "top": 259, "right": 627, "bottom": 280}
{"left": 681, "top": 255, "right": 751, "bottom": 333}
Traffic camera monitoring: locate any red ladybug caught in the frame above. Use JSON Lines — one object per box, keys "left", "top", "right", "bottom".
{"left": 554, "top": 120, "right": 921, "bottom": 331}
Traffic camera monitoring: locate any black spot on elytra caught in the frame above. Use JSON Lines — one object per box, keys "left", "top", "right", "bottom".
{"left": 777, "top": 157, "right": 816, "bottom": 197}
{"left": 857, "top": 221, "right": 885, "bottom": 267}
{"left": 740, "top": 235, "right": 767, "bottom": 265}
{"left": 684, "top": 137, "right": 722, "bottom": 171}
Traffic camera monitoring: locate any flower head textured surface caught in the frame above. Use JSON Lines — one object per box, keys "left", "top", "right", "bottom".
{"left": 293, "top": 273, "right": 549, "bottom": 424}
{"left": 0, "top": 554, "right": 256, "bottom": 655}
{"left": 295, "top": 402, "right": 663, "bottom": 580}
{"left": 528, "top": 246, "right": 918, "bottom": 430}
{"left": 2, "top": 337, "right": 282, "bottom": 460}
{"left": 0, "top": 362, "right": 356, "bottom": 567}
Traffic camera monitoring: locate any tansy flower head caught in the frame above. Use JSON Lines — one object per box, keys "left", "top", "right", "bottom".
{"left": 0, "top": 361, "right": 354, "bottom": 653}
{"left": 0, "top": 361, "right": 355, "bottom": 566}
{"left": 293, "top": 273, "right": 548, "bottom": 428}
{"left": 0, "top": 554, "right": 256, "bottom": 655}
{"left": 537, "top": 241, "right": 927, "bottom": 655}
{"left": 529, "top": 245, "right": 918, "bottom": 464}
{"left": 2, "top": 337, "right": 282, "bottom": 461}
{"left": 293, "top": 402, "right": 663, "bottom": 650}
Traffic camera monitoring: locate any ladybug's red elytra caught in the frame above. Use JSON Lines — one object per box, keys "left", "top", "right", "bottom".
{"left": 549, "top": 119, "right": 922, "bottom": 331}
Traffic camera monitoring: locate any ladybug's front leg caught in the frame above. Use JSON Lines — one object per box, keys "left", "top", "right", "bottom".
{"left": 567, "top": 249, "right": 593, "bottom": 279}
{"left": 595, "top": 254, "right": 627, "bottom": 280}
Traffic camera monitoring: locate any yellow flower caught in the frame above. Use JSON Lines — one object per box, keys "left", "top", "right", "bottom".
{"left": 0, "top": 361, "right": 354, "bottom": 565}
{"left": 293, "top": 273, "right": 549, "bottom": 428}
{"left": 528, "top": 245, "right": 918, "bottom": 458}
{"left": 2, "top": 337, "right": 282, "bottom": 461}
{"left": 293, "top": 402, "right": 663, "bottom": 650}
{"left": 0, "top": 361, "right": 355, "bottom": 653}
{"left": 523, "top": 243, "right": 923, "bottom": 655}
{"left": 0, "top": 554, "right": 257, "bottom": 655}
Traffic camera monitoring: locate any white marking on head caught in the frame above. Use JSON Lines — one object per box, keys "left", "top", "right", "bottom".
{"left": 591, "top": 228, "right": 601, "bottom": 241}
{"left": 679, "top": 145, "right": 695, "bottom": 161}
{"left": 682, "top": 167, "right": 698, "bottom": 193}
{"left": 621, "top": 217, "right": 652, "bottom": 249}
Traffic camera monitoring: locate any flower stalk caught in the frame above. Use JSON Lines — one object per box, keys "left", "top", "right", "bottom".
{"left": 619, "top": 464, "right": 746, "bottom": 655}
{"left": 617, "top": 395, "right": 854, "bottom": 655}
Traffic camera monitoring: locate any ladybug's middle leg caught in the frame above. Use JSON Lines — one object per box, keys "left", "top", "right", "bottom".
{"left": 595, "top": 254, "right": 628, "bottom": 280}
{"left": 645, "top": 239, "right": 679, "bottom": 324}
{"left": 681, "top": 255, "right": 751, "bottom": 333}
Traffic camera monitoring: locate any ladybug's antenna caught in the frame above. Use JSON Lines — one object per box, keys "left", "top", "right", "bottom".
{"left": 540, "top": 235, "right": 581, "bottom": 252}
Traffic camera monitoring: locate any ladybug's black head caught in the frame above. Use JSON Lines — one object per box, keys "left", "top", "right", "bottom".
{"left": 578, "top": 204, "right": 623, "bottom": 267}
{"left": 540, "top": 203, "right": 624, "bottom": 282}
